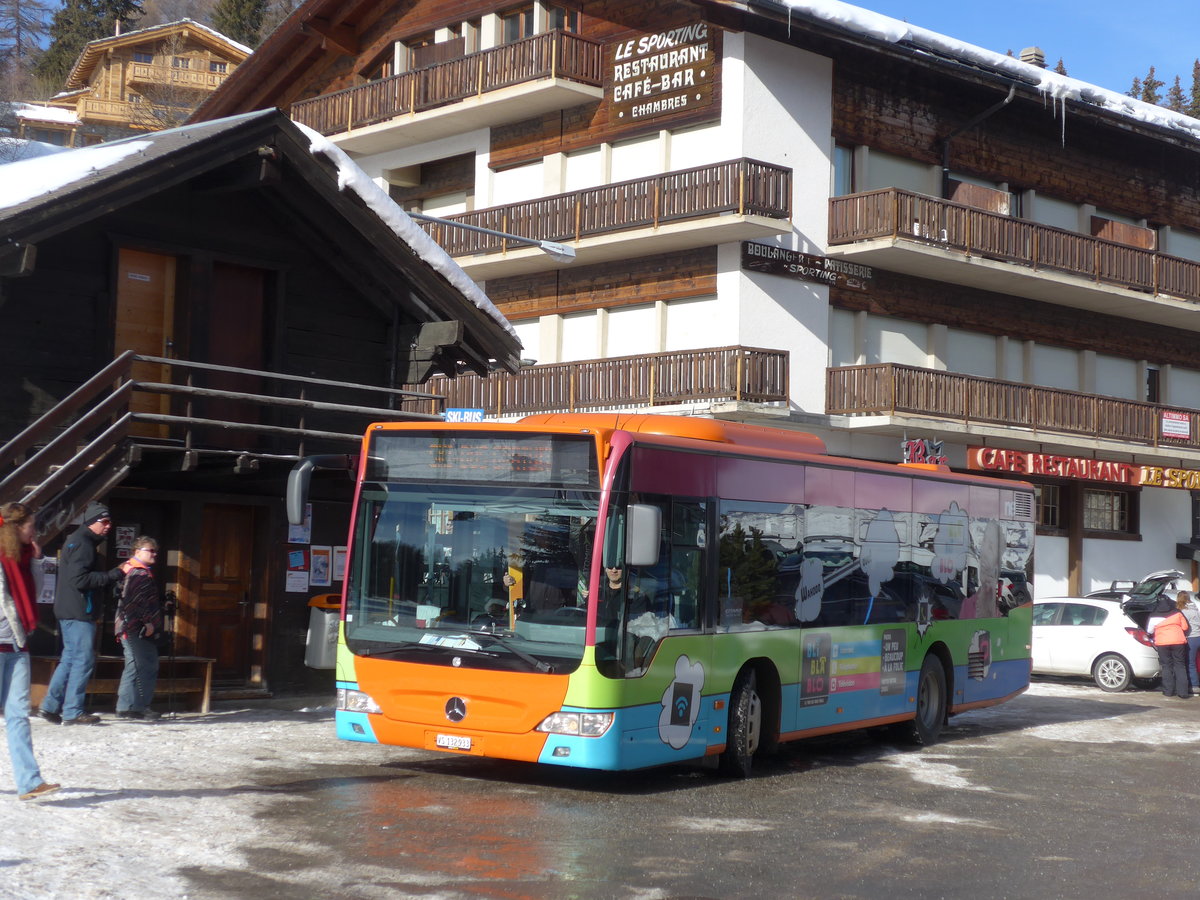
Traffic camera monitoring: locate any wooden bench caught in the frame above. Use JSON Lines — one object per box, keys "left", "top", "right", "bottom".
{"left": 31, "top": 654, "right": 216, "bottom": 714}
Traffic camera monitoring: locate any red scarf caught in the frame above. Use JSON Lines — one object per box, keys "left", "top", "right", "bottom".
{"left": 0, "top": 544, "right": 39, "bottom": 635}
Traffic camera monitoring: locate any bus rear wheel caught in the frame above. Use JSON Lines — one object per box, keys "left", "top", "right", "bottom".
{"left": 901, "top": 654, "right": 946, "bottom": 746}
{"left": 718, "top": 669, "right": 762, "bottom": 778}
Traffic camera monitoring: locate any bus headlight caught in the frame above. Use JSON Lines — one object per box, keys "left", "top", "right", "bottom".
{"left": 337, "top": 688, "right": 382, "bottom": 714}
{"left": 535, "top": 711, "right": 614, "bottom": 737}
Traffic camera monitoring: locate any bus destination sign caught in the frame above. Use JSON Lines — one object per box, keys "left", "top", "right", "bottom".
{"left": 370, "top": 433, "right": 598, "bottom": 488}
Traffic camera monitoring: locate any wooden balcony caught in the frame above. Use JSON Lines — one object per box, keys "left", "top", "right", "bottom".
{"left": 826, "top": 363, "right": 1200, "bottom": 450}
{"left": 127, "top": 63, "right": 231, "bottom": 90}
{"left": 828, "top": 188, "right": 1200, "bottom": 330}
{"left": 290, "top": 30, "right": 604, "bottom": 154}
{"left": 419, "top": 158, "right": 793, "bottom": 279}
{"left": 403, "top": 346, "right": 789, "bottom": 417}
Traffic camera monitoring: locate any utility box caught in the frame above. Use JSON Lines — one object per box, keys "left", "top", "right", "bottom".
{"left": 304, "top": 594, "right": 341, "bottom": 669}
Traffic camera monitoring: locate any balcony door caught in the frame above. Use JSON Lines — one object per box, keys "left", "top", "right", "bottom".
{"left": 197, "top": 503, "right": 258, "bottom": 683}
{"left": 202, "top": 261, "right": 267, "bottom": 447}
{"left": 115, "top": 248, "right": 176, "bottom": 438}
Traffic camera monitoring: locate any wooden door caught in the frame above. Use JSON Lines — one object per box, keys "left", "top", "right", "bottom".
{"left": 204, "top": 262, "right": 266, "bottom": 447}
{"left": 197, "top": 504, "right": 257, "bottom": 682}
{"left": 115, "top": 248, "right": 176, "bottom": 438}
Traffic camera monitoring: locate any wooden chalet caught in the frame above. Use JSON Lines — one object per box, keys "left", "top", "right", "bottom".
{"left": 0, "top": 109, "right": 521, "bottom": 696}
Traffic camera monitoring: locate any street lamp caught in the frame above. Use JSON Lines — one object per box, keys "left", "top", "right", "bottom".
{"left": 407, "top": 212, "right": 576, "bottom": 264}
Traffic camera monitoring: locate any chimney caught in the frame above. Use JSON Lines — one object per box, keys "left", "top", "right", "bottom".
{"left": 1019, "top": 46, "right": 1046, "bottom": 68}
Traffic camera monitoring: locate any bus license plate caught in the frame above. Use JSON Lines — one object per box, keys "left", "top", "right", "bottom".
{"left": 435, "top": 733, "right": 472, "bottom": 751}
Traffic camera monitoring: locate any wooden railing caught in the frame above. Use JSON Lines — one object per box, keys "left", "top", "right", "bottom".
{"left": 126, "top": 63, "right": 231, "bottom": 89}
{"left": 829, "top": 188, "right": 1200, "bottom": 304}
{"left": 404, "top": 346, "right": 790, "bottom": 417}
{"left": 826, "top": 363, "right": 1200, "bottom": 449}
{"left": 291, "top": 30, "right": 602, "bottom": 136}
{"left": 418, "top": 158, "right": 792, "bottom": 256}
{"left": 0, "top": 353, "right": 443, "bottom": 542}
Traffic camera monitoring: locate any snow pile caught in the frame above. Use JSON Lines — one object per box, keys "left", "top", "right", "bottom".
{"left": 0, "top": 140, "right": 151, "bottom": 211}
{"left": 296, "top": 122, "right": 517, "bottom": 340}
{"left": 780, "top": 0, "right": 1200, "bottom": 142}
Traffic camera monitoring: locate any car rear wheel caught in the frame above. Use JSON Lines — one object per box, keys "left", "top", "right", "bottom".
{"left": 1093, "top": 652, "right": 1132, "bottom": 692}
{"left": 896, "top": 654, "right": 946, "bottom": 745}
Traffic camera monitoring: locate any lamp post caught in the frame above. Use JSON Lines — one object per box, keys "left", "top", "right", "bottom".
{"left": 407, "top": 212, "right": 576, "bottom": 264}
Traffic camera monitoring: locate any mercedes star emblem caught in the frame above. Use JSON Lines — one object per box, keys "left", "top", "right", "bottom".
{"left": 445, "top": 696, "right": 467, "bottom": 723}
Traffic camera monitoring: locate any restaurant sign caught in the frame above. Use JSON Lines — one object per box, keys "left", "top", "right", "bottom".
{"left": 741, "top": 242, "right": 872, "bottom": 291}
{"left": 968, "top": 446, "right": 1200, "bottom": 491}
{"left": 609, "top": 23, "right": 715, "bottom": 122}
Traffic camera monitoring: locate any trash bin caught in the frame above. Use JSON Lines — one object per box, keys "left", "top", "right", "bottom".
{"left": 304, "top": 593, "right": 341, "bottom": 669}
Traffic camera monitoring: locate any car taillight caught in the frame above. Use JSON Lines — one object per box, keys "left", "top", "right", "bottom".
{"left": 1126, "top": 627, "right": 1154, "bottom": 648}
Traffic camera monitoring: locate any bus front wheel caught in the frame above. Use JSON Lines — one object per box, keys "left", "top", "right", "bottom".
{"left": 718, "top": 669, "right": 762, "bottom": 778}
{"left": 902, "top": 654, "right": 946, "bottom": 746}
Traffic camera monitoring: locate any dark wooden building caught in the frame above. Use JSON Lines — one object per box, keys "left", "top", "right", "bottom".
{"left": 0, "top": 109, "right": 521, "bottom": 695}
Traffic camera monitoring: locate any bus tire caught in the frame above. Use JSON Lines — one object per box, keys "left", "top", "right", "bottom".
{"left": 718, "top": 669, "right": 762, "bottom": 778}
{"left": 902, "top": 654, "right": 947, "bottom": 746}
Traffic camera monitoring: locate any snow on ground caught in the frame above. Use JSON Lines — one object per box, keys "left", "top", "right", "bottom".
{"left": 0, "top": 681, "right": 1195, "bottom": 899}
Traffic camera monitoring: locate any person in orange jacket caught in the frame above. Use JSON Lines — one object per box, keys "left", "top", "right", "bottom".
{"left": 1148, "top": 592, "right": 1192, "bottom": 699}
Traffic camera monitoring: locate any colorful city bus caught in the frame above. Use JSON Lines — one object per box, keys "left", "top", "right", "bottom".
{"left": 288, "top": 413, "right": 1035, "bottom": 776}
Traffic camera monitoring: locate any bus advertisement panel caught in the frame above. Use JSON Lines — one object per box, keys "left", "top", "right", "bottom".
{"left": 296, "top": 414, "right": 1034, "bottom": 776}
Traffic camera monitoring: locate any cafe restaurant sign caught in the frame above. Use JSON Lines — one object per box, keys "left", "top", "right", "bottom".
{"left": 968, "top": 446, "right": 1200, "bottom": 491}
{"left": 609, "top": 23, "right": 715, "bottom": 122}
{"left": 741, "top": 242, "right": 872, "bottom": 291}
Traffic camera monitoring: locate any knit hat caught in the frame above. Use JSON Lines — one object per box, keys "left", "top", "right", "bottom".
{"left": 82, "top": 501, "right": 111, "bottom": 526}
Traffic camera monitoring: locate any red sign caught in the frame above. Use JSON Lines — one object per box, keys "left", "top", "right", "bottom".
{"left": 967, "top": 447, "right": 1140, "bottom": 484}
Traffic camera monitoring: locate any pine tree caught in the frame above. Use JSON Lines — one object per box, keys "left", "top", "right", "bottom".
{"left": 211, "top": 0, "right": 266, "bottom": 47}
{"left": 34, "top": 0, "right": 143, "bottom": 87}
{"left": 1140, "top": 66, "right": 1163, "bottom": 104}
{"left": 1190, "top": 59, "right": 1200, "bottom": 119}
{"left": 1053, "top": 58, "right": 1067, "bottom": 76}
{"left": 1128, "top": 76, "right": 1142, "bottom": 99}
{"left": 0, "top": 0, "right": 54, "bottom": 68}
{"left": 1166, "top": 75, "right": 1186, "bottom": 112}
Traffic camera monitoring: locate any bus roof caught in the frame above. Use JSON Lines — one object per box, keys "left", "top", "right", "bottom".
{"left": 515, "top": 413, "right": 828, "bottom": 457}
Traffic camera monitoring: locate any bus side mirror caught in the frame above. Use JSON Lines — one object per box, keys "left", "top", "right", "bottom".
{"left": 626, "top": 504, "right": 661, "bottom": 568}
{"left": 286, "top": 455, "right": 356, "bottom": 525}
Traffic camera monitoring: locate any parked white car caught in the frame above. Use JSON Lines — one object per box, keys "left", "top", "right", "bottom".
{"left": 1031, "top": 597, "right": 1160, "bottom": 692}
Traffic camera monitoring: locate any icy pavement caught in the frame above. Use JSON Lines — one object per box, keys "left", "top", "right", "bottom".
{"left": 0, "top": 680, "right": 1196, "bottom": 899}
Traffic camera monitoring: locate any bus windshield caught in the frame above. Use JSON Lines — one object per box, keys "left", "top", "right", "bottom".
{"left": 345, "top": 482, "right": 599, "bottom": 673}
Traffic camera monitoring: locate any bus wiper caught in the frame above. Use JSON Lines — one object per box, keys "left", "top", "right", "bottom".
{"left": 358, "top": 643, "right": 499, "bottom": 659}
{"left": 483, "top": 635, "right": 554, "bottom": 673}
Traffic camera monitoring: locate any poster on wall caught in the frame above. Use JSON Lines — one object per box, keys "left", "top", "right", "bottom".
{"left": 36, "top": 556, "right": 57, "bottom": 604}
{"left": 333, "top": 546, "right": 347, "bottom": 582}
{"left": 288, "top": 503, "right": 312, "bottom": 544}
{"left": 286, "top": 548, "right": 309, "bottom": 592}
{"left": 115, "top": 525, "right": 138, "bottom": 559}
{"left": 310, "top": 546, "right": 332, "bottom": 587}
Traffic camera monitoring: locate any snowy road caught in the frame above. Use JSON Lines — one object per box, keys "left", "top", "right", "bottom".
{"left": 3, "top": 681, "right": 1199, "bottom": 899}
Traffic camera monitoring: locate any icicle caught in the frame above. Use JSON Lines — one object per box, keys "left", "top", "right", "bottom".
{"left": 1061, "top": 99, "right": 1067, "bottom": 147}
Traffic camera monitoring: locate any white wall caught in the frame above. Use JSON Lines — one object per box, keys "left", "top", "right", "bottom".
{"left": 610, "top": 134, "right": 660, "bottom": 182}
{"left": 1029, "top": 194, "right": 1079, "bottom": 232}
{"left": 607, "top": 304, "right": 658, "bottom": 355}
{"left": 1095, "top": 354, "right": 1139, "bottom": 401}
{"left": 1035, "top": 535, "right": 1069, "bottom": 598}
{"left": 664, "top": 296, "right": 722, "bottom": 350}
{"left": 945, "top": 329, "right": 997, "bottom": 378}
{"left": 1031, "top": 344, "right": 1079, "bottom": 391}
{"left": 563, "top": 146, "right": 603, "bottom": 192}
{"left": 560, "top": 311, "right": 597, "bottom": 360}
{"left": 1170, "top": 367, "right": 1200, "bottom": 406}
{"left": 866, "top": 318, "right": 926, "bottom": 366}
{"left": 490, "top": 160, "right": 544, "bottom": 205}
{"left": 828, "top": 307, "right": 856, "bottom": 367}
{"left": 1165, "top": 228, "right": 1200, "bottom": 262}
{"left": 668, "top": 122, "right": 727, "bottom": 170}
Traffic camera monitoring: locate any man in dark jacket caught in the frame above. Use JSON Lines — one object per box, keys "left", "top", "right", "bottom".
{"left": 38, "top": 501, "right": 122, "bottom": 725}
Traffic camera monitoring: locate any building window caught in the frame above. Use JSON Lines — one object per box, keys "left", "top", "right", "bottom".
{"left": 1036, "top": 484, "right": 1061, "bottom": 529}
{"left": 549, "top": 7, "right": 579, "bottom": 32}
{"left": 173, "top": 57, "right": 190, "bottom": 69}
{"left": 501, "top": 6, "right": 535, "bottom": 43}
{"left": 133, "top": 51, "right": 153, "bottom": 63}
{"left": 833, "top": 144, "right": 855, "bottom": 196}
{"left": 128, "top": 94, "right": 143, "bottom": 104}
{"left": 210, "top": 61, "right": 227, "bottom": 73}
{"left": 1146, "top": 366, "right": 1161, "bottom": 403}
{"left": 1083, "top": 488, "right": 1131, "bottom": 533}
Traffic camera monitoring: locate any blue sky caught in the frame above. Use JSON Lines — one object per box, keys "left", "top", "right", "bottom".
{"left": 858, "top": 0, "right": 1200, "bottom": 96}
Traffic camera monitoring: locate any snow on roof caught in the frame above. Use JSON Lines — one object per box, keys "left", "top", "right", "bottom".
{"left": 778, "top": 0, "right": 1200, "bottom": 143}
{"left": 92, "top": 17, "right": 252, "bottom": 57}
{"left": 0, "top": 139, "right": 151, "bottom": 210}
{"left": 0, "top": 139, "right": 72, "bottom": 163}
{"left": 296, "top": 122, "right": 518, "bottom": 341}
{"left": 13, "top": 103, "right": 80, "bottom": 125}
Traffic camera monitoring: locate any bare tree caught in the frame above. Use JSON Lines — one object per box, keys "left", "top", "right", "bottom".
{"left": 127, "top": 31, "right": 208, "bottom": 130}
